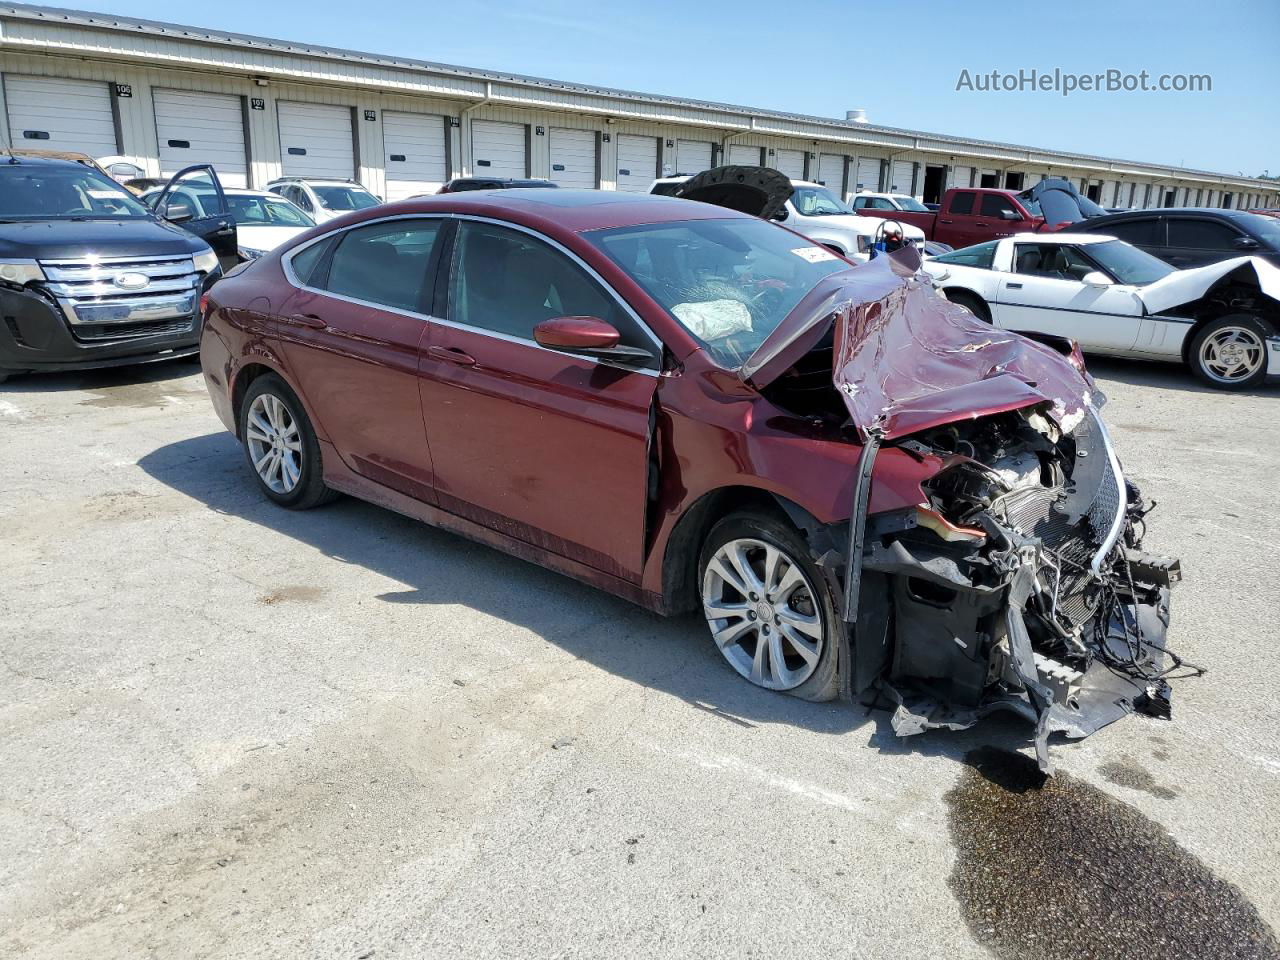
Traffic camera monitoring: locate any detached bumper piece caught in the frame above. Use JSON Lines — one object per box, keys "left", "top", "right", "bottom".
{"left": 848, "top": 406, "right": 1196, "bottom": 774}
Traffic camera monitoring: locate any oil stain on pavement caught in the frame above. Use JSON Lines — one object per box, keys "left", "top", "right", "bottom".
{"left": 947, "top": 747, "right": 1279, "bottom": 960}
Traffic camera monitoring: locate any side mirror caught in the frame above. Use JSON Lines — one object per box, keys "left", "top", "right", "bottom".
{"left": 164, "top": 202, "right": 194, "bottom": 224}
{"left": 769, "top": 208, "right": 788, "bottom": 221}
{"left": 533, "top": 316, "right": 654, "bottom": 366}
{"left": 1081, "top": 271, "right": 1112, "bottom": 287}
{"left": 1233, "top": 236, "right": 1259, "bottom": 250}
{"left": 1000, "top": 209, "right": 1022, "bottom": 221}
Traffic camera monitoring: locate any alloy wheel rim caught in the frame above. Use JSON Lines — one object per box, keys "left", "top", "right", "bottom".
{"left": 1200, "top": 326, "right": 1264, "bottom": 384}
{"left": 701, "top": 537, "right": 824, "bottom": 691}
{"left": 246, "top": 393, "right": 302, "bottom": 494}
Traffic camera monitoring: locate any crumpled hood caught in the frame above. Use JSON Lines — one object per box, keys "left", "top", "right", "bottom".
{"left": 676, "top": 165, "right": 794, "bottom": 222}
{"left": 743, "top": 248, "right": 1097, "bottom": 440}
{"left": 1137, "top": 255, "right": 1280, "bottom": 315}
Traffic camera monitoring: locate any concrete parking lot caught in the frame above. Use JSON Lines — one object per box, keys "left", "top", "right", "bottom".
{"left": 2, "top": 356, "right": 1278, "bottom": 959}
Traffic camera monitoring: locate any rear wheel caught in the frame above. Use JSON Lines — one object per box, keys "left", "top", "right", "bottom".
{"left": 698, "top": 512, "right": 839, "bottom": 702}
{"left": 944, "top": 289, "right": 991, "bottom": 323}
{"left": 239, "top": 374, "right": 336, "bottom": 509}
{"left": 1188, "top": 314, "right": 1272, "bottom": 389}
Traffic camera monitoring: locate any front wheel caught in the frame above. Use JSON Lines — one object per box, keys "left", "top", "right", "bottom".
{"left": 239, "top": 374, "right": 336, "bottom": 509}
{"left": 1188, "top": 314, "right": 1273, "bottom": 390}
{"left": 698, "top": 512, "right": 840, "bottom": 701}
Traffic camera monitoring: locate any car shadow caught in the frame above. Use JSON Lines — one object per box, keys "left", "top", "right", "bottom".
{"left": 1085, "top": 354, "right": 1280, "bottom": 397}
{"left": 138, "top": 432, "right": 1040, "bottom": 765}
{"left": 0, "top": 357, "right": 200, "bottom": 394}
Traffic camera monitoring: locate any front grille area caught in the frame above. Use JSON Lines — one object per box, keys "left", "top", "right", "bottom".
{"left": 37, "top": 254, "right": 200, "bottom": 339}
{"left": 995, "top": 486, "right": 1101, "bottom": 628}
{"left": 73, "top": 317, "right": 195, "bottom": 342}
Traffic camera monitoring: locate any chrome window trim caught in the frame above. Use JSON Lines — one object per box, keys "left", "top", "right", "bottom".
{"left": 281, "top": 212, "right": 449, "bottom": 324}
{"left": 280, "top": 211, "right": 665, "bottom": 374}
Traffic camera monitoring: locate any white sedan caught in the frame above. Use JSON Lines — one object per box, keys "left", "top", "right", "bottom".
{"left": 143, "top": 186, "right": 316, "bottom": 261}
{"left": 922, "top": 233, "right": 1280, "bottom": 389}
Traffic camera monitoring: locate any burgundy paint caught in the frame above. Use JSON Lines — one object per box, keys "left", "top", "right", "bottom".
{"left": 200, "top": 192, "right": 1090, "bottom": 614}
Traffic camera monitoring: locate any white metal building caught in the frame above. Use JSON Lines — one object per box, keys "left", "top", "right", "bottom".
{"left": 1, "top": 4, "right": 1274, "bottom": 211}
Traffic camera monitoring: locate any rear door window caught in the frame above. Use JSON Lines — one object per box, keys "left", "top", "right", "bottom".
{"left": 1097, "top": 218, "right": 1162, "bottom": 246}
{"left": 948, "top": 192, "right": 977, "bottom": 215}
{"left": 314, "top": 219, "right": 442, "bottom": 313}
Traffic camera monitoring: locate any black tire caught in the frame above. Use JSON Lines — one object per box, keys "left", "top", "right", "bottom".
{"left": 1187, "top": 313, "right": 1274, "bottom": 390}
{"left": 698, "top": 510, "right": 840, "bottom": 702}
{"left": 238, "top": 373, "right": 337, "bottom": 509}
{"left": 944, "top": 289, "right": 991, "bottom": 323}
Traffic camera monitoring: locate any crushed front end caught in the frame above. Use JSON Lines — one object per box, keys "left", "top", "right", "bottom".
{"left": 742, "top": 249, "right": 1194, "bottom": 771}
{"left": 855, "top": 405, "right": 1186, "bottom": 771}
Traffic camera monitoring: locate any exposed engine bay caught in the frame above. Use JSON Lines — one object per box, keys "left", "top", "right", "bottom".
{"left": 851, "top": 406, "right": 1195, "bottom": 772}
{"left": 737, "top": 247, "right": 1198, "bottom": 771}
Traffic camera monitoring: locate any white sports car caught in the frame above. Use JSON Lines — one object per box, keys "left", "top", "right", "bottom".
{"left": 922, "top": 233, "right": 1280, "bottom": 389}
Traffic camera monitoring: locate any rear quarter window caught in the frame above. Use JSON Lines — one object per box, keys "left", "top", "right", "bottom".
{"left": 932, "top": 240, "right": 998, "bottom": 269}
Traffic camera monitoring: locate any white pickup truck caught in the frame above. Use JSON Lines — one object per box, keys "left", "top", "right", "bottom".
{"left": 650, "top": 172, "right": 926, "bottom": 261}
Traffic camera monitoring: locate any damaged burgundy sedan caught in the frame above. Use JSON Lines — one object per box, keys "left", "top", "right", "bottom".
{"left": 200, "top": 188, "right": 1185, "bottom": 770}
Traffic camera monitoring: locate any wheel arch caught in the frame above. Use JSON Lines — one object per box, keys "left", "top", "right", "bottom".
{"left": 230, "top": 361, "right": 297, "bottom": 439}
{"left": 659, "top": 485, "right": 834, "bottom": 615}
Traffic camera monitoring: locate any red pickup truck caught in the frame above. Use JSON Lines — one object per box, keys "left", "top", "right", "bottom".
{"left": 855, "top": 187, "right": 1045, "bottom": 248}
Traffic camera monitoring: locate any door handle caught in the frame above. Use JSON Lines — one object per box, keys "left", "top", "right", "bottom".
{"left": 427, "top": 345, "right": 476, "bottom": 366}
{"left": 974, "top": 221, "right": 988, "bottom": 227}
{"left": 1006, "top": 282, "right": 1023, "bottom": 289}
{"left": 939, "top": 218, "right": 953, "bottom": 224}
{"left": 214, "top": 221, "right": 234, "bottom": 236}
{"left": 283, "top": 313, "right": 326, "bottom": 329}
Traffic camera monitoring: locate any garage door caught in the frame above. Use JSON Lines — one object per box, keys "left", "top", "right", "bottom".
{"left": 383, "top": 110, "right": 447, "bottom": 201}
{"left": 5, "top": 75, "right": 117, "bottom": 156}
{"left": 854, "top": 158, "right": 881, "bottom": 193}
{"left": 771, "top": 148, "right": 805, "bottom": 181}
{"left": 277, "top": 102, "right": 354, "bottom": 180}
{"left": 817, "top": 154, "right": 845, "bottom": 195}
{"left": 615, "top": 134, "right": 657, "bottom": 192}
{"left": 549, "top": 128, "right": 596, "bottom": 189}
{"left": 472, "top": 119, "right": 527, "bottom": 178}
{"left": 675, "top": 139, "right": 712, "bottom": 175}
{"left": 950, "top": 165, "right": 973, "bottom": 190}
{"left": 153, "top": 89, "right": 247, "bottom": 188}
{"left": 728, "top": 144, "right": 762, "bottom": 166}
{"left": 889, "top": 161, "right": 915, "bottom": 195}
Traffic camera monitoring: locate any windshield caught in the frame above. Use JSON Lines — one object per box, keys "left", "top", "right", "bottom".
{"left": 1086, "top": 239, "right": 1175, "bottom": 285}
{"left": 227, "top": 195, "right": 316, "bottom": 227}
{"left": 790, "top": 186, "right": 847, "bottom": 216}
{"left": 0, "top": 163, "right": 152, "bottom": 220}
{"left": 893, "top": 196, "right": 929, "bottom": 212}
{"left": 312, "top": 185, "right": 380, "bottom": 211}
{"left": 585, "top": 218, "right": 850, "bottom": 368}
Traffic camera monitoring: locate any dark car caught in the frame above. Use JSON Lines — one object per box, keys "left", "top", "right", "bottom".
{"left": 0, "top": 157, "right": 238, "bottom": 382}
{"left": 435, "top": 177, "right": 557, "bottom": 194}
{"left": 199, "top": 189, "right": 1183, "bottom": 770}
{"left": 1073, "top": 208, "right": 1280, "bottom": 269}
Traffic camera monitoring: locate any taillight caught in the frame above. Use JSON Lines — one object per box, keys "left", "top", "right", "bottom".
{"left": 199, "top": 293, "right": 210, "bottom": 318}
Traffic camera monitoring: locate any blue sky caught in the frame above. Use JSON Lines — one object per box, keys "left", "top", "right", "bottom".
{"left": 76, "top": 0, "right": 1277, "bottom": 177}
